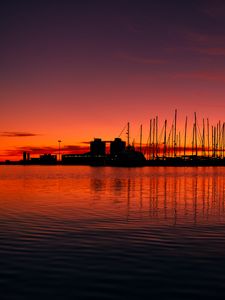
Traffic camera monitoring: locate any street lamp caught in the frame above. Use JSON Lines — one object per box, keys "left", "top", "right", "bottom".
{"left": 58, "top": 140, "right": 62, "bottom": 162}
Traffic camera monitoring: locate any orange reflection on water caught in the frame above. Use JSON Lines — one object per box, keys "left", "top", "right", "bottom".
{"left": 0, "top": 166, "right": 225, "bottom": 227}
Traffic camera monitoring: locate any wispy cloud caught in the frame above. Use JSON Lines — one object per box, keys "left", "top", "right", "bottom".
{"left": 173, "top": 70, "right": 225, "bottom": 82}
{"left": 18, "top": 145, "right": 89, "bottom": 153}
{"left": 63, "top": 145, "right": 90, "bottom": 151}
{"left": 167, "top": 44, "right": 225, "bottom": 57}
{"left": 2, "top": 144, "right": 90, "bottom": 158}
{"left": 116, "top": 52, "right": 167, "bottom": 65}
{"left": 184, "top": 31, "right": 225, "bottom": 50}
{"left": 0, "top": 131, "right": 40, "bottom": 137}
{"left": 193, "top": 47, "right": 225, "bottom": 56}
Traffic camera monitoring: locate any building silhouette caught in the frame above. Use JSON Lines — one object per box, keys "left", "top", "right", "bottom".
{"left": 90, "top": 138, "right": 106, "bottom": 156}
{"left": 110, "top": 138, "right": 126, "bottom": 156}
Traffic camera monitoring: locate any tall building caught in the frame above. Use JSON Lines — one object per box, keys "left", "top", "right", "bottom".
{"left": 23, "top": 151, "right": 27, "bottom": 162}
{"left": 90, "top": 138, "right": 106, "bottom": 156}
{"left": 110, "top": 138, "right": 126, "bottom": 156}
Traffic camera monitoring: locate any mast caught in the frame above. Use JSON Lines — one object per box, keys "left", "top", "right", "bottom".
{"left": 174, "top": 109, "right": 177, "bottom": 157}
{"left": 178, "top": 132, "right": 181, "bottom": 157}
{"left": 171, "top": 124, "right": 174, "bottom": 158}
{"left": 156, "top": 116, "right": 158, "bottom": 158}
{"left": 163, "top": 119, "right": 167, "bottom": 159}
{"left": 192, "top": 123, "right": 194, "bottom": 156}
{"left": 184, "top": 116, "right": 187, "bottom": 158}
{"left": 153, "top": 118, "right": 155, "bottom": 159}
{"left": 194, "top": 112, "right": 198, "bottom": 156}
{"left": 219, "top": 121, "right": 221, "bottom": 157}
{"left": 216, "top": 123, "right": 219, "bottom": 157}
{"left": 213, "top": 126, "right": 216, "bottom": 157}
{"left": 127, "top": 122, "right": 130, "bottom": 147}
{"left": 223, "top": 123, "right": 225, "bottom": 158}
{"left": 207, "top": 118, "right": 210, "bottom": 157}
{"left": 202, "top": 118, "right": 205, "bottom": 157}
{"left": 140, "top": 124, "right": 142, "bottom": 152}
{"left": 149, "top": 119, "right": 152, "bottom": 160}
{"left": 214, "top": 126, "right": 217, "bottom": 157}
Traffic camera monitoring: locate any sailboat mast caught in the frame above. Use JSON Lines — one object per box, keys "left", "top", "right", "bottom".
{"left": 174, "top": 109, "right": 177, "bottom": 157}
{"left": 149, "top": 119, "right": 152, "bottom": 160}
{"left": 192, "top": 123, "right": 194, "bottom": 156}
{"left": 202, "top": 118, "right": 205, "bottom": 156}
{"left": 140, "top": 124, "right": 142, "bottom": 152}
{"left": 194, "top": 112, "right": 198, "bottom": 156}
{"left": 222, "top": 123, "right": 224, "bottom": 158}
{"left": 163, "top": 119, "right": 167, "bottom": 159}
{"left": 156, "top": 116, "right": 158, "bottom": 158}
{"left": 184, "top": 116, "right": 187, "bottom": 158}
{"left": 207, "top": 118, "right": 210, "bottom": 157}
{"left": 153, "top": 118, "right": 155, "bottom": 159}
{"left": 127, "top": 122, "right": 130, "bottom": 146}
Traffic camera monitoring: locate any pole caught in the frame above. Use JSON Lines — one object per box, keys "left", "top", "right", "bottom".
{"left": 58, "top": 140, "right": 61, "bottom": 162}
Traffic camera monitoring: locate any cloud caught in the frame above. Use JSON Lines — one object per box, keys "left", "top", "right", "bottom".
{"left": 0, "top": 131, "right": 40, "bottom": 137}
{"left": 63, "top": 145, "right": 90, "bottom": 151}
{"left": 166, "top": 45, "right": 225, "bottom": 60}
{"left": 2, "top": 144, "right": 90, "bottom": 158}
{"left": 193, "top": 47, "right": 225, "bottom": 56}
{"left": 116, "top": 52, "right": 167, "bottom": 65}
{"left": 184, "top": 31, "right": 225, "bottom": 48}
{"left": 173, "top": 70, "right": 225, "bottom": 82}
{"left": 18, "top": 145, "right": 89, "bottom": 153}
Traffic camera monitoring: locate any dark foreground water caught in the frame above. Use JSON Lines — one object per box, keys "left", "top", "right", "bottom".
{"left": 1, "top": 166, "right": 225, "bottom": 299}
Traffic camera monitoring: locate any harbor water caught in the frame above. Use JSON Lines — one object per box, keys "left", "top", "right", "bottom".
{"left": 1, "top": 166, "right": 225, "bottom": 299}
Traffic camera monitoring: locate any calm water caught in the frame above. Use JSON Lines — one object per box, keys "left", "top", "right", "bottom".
{"left": 1, "top": 166, "right": 225, "bottom": 299}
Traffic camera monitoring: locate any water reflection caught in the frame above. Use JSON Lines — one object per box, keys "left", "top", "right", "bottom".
{"left": 0, "top": 166, "right": 225, "bottom": 226}
{"left": 1, "top": 166, "right": 225, "bottom": 299}
{"left": 87, "top": 167, "right": 225, "bottom": 226}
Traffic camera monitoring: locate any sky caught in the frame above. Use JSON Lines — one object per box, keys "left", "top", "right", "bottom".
{"left": 1, "top": 0, "right": 225, "bottom": 160}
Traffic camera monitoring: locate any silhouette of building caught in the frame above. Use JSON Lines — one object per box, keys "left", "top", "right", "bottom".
{"left": 23, "top": 151, "right": 27, "bottom": 162}
{"left": 110, "top": 138, "right": 126, "bottom": 156}
{"left": 90, "top": 138, "right": 106, "bottom": 156}
{"left": 62, "top": 154, "right": 96, "bottom": 165}
{"left": 22, "top": 151, "right": 31, "bottom": 162}
{"left": 39, "top": 154, "right": 57, "bottom": 164}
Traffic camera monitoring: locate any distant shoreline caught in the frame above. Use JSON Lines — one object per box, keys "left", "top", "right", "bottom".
{"left": 1, "top": 158, "right": 225, "bottom": 167}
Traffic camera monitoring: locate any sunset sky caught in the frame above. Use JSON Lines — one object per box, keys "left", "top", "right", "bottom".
{"left": 1, "top": 0, "right": 225, "bottom": 160}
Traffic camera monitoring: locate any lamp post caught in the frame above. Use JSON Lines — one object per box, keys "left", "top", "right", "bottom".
{"left": 58, "top": 140, "right": 62, "bottom": 162}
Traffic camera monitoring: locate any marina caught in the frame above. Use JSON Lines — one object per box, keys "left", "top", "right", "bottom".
{"left": 3, "top": 111, "right": 225, "bottom": 167}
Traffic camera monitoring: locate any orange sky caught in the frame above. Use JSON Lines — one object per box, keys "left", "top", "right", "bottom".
{"left": 1, "top": 1, "right": 225, "bottom": 161}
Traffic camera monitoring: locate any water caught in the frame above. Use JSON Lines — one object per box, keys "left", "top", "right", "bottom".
{"left": 1, "top": 166, "right": 225, "bottom": 299}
